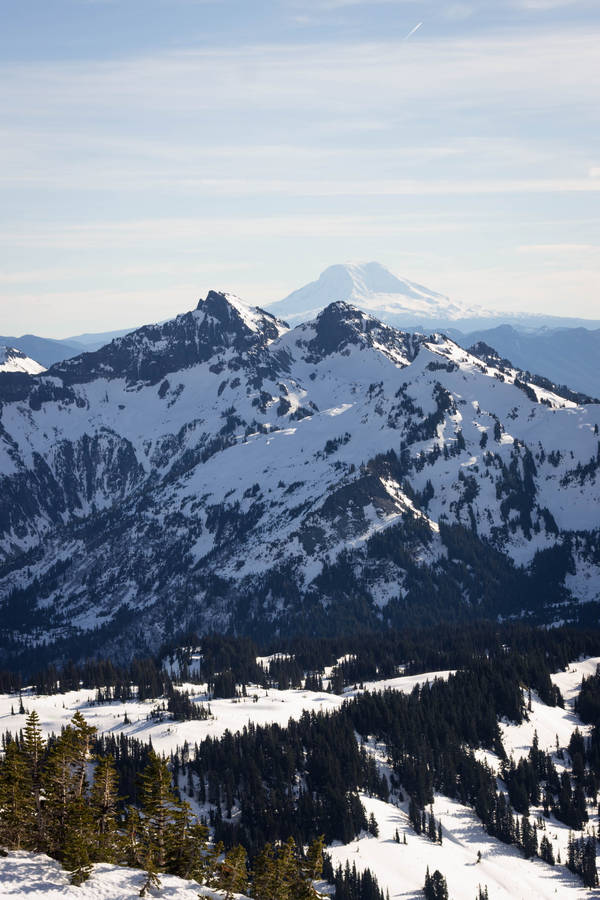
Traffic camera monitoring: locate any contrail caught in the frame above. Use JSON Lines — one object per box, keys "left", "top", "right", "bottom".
{"left": 405, "top": 21, "right": 423, "bottom": 39}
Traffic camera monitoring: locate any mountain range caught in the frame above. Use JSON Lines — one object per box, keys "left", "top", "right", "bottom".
{"left": 5, "top": 261, "right": 600, "bottom": 396}
{"left": 1, "top": 290, "right": 599, "bottom": 667}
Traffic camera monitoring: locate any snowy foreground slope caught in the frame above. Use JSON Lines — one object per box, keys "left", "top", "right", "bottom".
{"left": 1, "top": 291, "right": 600, "bottom": 662}
{"left": 0, "top": 853, "right": 247, "bottom": 900}
{"left": 1, "top": 661, "right": 599, "bottom": 899}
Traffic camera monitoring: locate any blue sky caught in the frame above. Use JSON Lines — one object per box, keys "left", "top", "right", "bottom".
{"left": 1, "top": 0, "right": 599, "bottom": 336}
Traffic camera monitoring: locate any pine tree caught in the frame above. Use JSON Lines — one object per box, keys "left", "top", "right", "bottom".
{"left": 90, "top": 755, "right": 121, "bottom": 863}
{"left": 123, "top": 806, "right": 144, "bottom": 870}
{"left": 273, "top": 836, "right": 298, "bottom": 900}
{"left": 70, "top": 711, "right": 97, "bottom": 799}
{"left": 22, "top": 709, "right": 46, "bottom": 846}
{"left": 582, "top": 837, "right": 598, "bottom": 889}
{"left": 428, "top": 811, "right": 437, "bottom": 842}
{"left": 520, "top": 816, "right": 538, "bottom": 859}
{"left": 176, "top": 819, "right": 211, "bottom": 882}
{"left": 166, "top": 800, "right": 209, "bottom": 881}
{"left": 252, "top": 842, "right": 277, "bottom": 899}
{"left": 139, "top": 847, "right": 161, "bottom": 898}
{"left": 139, "top": 751, "right": 178, "bottom": 870}
{"left": 539, "top": 834, "right": 555, "bottom": 865}
{"left": 0, "top": 740, "right": 36, "bottom": 850}
{"left": 219, "top": 844, "right": 248, "bottom": 899}
{"left": 23, "top": 709, "right": 45, "bottom": 782}
{"left": 302, "top": 835, "right": 324, "bottom": 883}
{"left": 62, "top": 798, "right": 94, "bottom": 885}
{"left": 424, "top": 867, "right": 449, "bottom": 900}
{"left": 368, "top": 811, "right": 380, "bottom": 837}
{"left": 42, "top": 727, "right": 78, "bottom": 856}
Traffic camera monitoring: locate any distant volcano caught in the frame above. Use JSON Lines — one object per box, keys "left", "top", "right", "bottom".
{"left": 267, "top": 261, "right": 470, "bottom": 325}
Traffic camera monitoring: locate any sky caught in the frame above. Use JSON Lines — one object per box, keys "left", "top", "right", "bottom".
{"left": 1, "top": 0, "right": 599, "bottom": 337}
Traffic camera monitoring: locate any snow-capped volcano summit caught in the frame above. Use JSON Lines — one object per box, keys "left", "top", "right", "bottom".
{"left": 268, "top": 262, "right": 469, "bottom": 325}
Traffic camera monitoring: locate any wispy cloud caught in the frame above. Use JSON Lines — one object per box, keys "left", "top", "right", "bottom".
{"left": 1, "top": 7, "right": 598, "bottom": 332}
{"left": 517, "top": 243, "right": 600, "bottom": 254}
{"left": 0, "top": 214, "right": 465, "bottom": 250}
{"left": 2, "top": 30, "right": 598, "bottom": 120}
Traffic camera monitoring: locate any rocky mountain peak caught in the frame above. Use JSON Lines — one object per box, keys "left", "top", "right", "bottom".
{"left": 44, "top": 292, "right": 286, "bottom": 389}
{"left": 302, "top": 301, "right": 420, "bottom": 367}
{"left": 198, "top": 290, "right": 286, "bottom": 342}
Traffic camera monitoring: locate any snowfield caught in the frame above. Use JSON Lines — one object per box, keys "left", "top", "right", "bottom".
{"left": 0, "top": 668, "right": 453, "bottom": 756}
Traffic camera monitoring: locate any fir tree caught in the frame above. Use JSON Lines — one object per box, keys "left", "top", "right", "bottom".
{"left": 139, "top": 751, "right": 179, "bottom": 870}
{"left": 302, "top": 835, "right": 325, "bottom": 883}
{"left": 138, "top": 847, "right": 161, "bottom": 898}
{"left": 424, "top": 867, "right": 449, "bottom": 900}
{"left": 70, "top": 711, "right": 97, "bottom": 799}
{"left": 90, "top": 755, "right": 121, "bottom": 863}
{"left": 539, "top": 834, "right": 555, "bottom": 865}
{"left": 219, "top": 844, "right": 248, "bottom": 899}
{"left": 42, "top": 727, "right": 79, "bottom": 856}
{"left": 368, "top": 812, "right": 380, "bottom": 837}
{"left": 123, "top": 805, "right": 144, "bottom": 870}
{"left": 0, "top": 740, "right": 36, "bottom": 850}
{"left": 22, "top": 709, "right": 46, "bottom": 845}
{"left": 252, "top": 842, "right": 277, "bottom": 899}
{"left": 62, "top": 798, "right": 94, "bottom": 885}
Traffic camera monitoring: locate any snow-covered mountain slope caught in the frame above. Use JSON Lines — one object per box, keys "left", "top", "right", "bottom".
{"left": 268, "top": 261, "right": 470, "bottom": 325}
{"left": 0, "top": 345, "right": 45, "bottom": 375}
{"left": 328, "top": 791, "right": 589, "bottom": 900}
{"left": 451, "top": 324, "right": 600, "bottom": 399}
{"left": 1, "top": 291, "right": 600, "bottom": 664}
